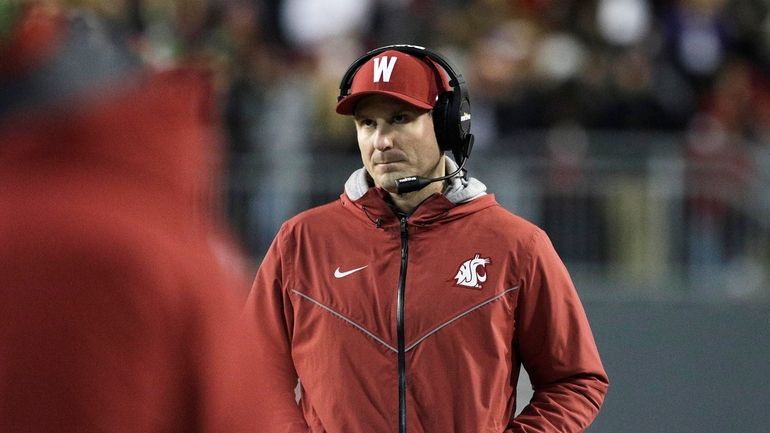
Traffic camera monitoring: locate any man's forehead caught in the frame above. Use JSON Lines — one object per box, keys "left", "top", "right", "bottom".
{"left": 353, "top": 95, "right": 427, "bottom": 117}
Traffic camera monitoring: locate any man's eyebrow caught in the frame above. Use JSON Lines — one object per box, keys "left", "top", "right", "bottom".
{"left": 354, "top": 111, "right": 385, "bottom": 120}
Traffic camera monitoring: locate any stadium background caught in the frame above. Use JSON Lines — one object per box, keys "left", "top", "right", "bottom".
{"left": 47, "top": 1, "right": 770, "bottom": 431}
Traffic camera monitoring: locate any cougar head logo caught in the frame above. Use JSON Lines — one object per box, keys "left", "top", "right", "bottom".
{"left": 454, "top": 254, "right": 491, "bottom": 289}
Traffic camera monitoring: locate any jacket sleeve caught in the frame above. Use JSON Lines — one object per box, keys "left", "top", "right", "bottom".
{"left": 508, "top": 229, "right": 609, "bottom": 433}
{"left": 243, "top": 225, "right": 312, "bottom": 433}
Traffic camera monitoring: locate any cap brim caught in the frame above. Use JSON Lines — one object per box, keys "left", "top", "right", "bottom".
{"left": 336, "top": 90, "right": 434, "bottom": 115}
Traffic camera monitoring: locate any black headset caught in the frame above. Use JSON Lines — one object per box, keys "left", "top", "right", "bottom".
{"left": 338, "top": 44, "right": 474, "bottom": 167}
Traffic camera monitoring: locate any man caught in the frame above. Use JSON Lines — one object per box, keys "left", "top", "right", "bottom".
{"left": 245, "top": 45, "right": 608, "bottom": 433}
{"left": 0, "top": 4, "right": 260, "bottom": 432}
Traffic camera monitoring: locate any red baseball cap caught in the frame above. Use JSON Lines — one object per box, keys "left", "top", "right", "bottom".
{"left": 336, "top": 50, "right": 446, "bottom": 115}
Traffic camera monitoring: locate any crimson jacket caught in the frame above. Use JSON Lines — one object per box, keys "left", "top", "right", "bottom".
{"left": 245, "top": 158, "right": 609, "bottom": 433}
{"left": 1, "top": 7, "right": 260, "bottom": 432}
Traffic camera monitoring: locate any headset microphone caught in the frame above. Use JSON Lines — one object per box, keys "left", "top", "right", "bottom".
{"left": 394, "top": 135, "right": 474, "bottom": 194}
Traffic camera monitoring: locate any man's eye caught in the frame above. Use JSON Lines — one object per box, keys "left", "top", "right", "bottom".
{"left": 392, "top": 114, "right": 408, "bottom": 124}
{"left": 359, "top": 119, "right": 375, "bottom": 128}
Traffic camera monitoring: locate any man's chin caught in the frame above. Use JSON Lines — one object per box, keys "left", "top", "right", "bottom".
{"left": 372, "top": 173, "right": 403, "bottom": 192}
{"left": 380, "top": 183, "right": 399, "bottom": 194}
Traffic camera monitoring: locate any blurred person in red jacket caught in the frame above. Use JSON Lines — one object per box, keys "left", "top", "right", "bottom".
{"left": 0, "top": 4, "right": 260, "bottom": 432}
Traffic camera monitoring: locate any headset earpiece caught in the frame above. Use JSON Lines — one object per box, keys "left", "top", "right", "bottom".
{"left": 432, "top": 92, "right": 451, "bottom": 152}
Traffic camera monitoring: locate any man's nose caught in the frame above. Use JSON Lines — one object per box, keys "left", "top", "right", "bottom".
{"left": 372, "top": 126, "right": 395, "bottom": 151}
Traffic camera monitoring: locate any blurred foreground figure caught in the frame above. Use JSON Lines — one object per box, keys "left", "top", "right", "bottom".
{"left": 0, "top": 4, "right": 259, "bottom": 432}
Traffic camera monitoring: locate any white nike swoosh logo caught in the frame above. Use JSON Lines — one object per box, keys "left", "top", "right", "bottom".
{"left": 334, "top": 265, "right": 369, "bottom": 278}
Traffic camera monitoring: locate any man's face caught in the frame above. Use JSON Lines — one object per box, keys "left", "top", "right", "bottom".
{"left": 354, "top": 95, "right": 443, "bottom": 193}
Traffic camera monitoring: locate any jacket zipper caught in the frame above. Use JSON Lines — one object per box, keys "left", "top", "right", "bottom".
{"left": 397, "top": 216, "right": 409, "bottom": 433}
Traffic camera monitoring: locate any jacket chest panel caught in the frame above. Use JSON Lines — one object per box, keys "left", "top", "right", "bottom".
{"left": 290, "top": 225, "right": 518, "bottom": 355}
{"left": 401, "top": 244, "right": 517, "bottom": 352}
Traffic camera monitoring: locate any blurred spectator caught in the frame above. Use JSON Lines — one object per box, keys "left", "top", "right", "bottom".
{"left": 597, "top": 0, "right": 652, "bottom": 47}
{"left": 540, "top": 121, "right": 608, "bottom": 264}
{"left": 682, "top": 53, "right": 767, "bottom": 297}
{"left": 661, "top": 0, "right": 729, "bottom": 93}
{"left": 0, "top": 4, "right": 261, "bottom": 431}
{"left": 683, "top": 112, "right": 751, "bottom": 296}
{"left": 279, "top": 0, "right": 372, "bottom": 53}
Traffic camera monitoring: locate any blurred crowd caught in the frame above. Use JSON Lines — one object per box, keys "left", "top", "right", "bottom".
{"left": 46, "top": 0, "right": 770, "bottom": 290}
{"left": 64, "top": 0, "right": 770, "bottom": 144}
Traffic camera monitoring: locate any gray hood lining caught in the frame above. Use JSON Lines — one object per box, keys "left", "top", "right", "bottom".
{"left": 344, "top": 156, "right": 487, "bottom": 203}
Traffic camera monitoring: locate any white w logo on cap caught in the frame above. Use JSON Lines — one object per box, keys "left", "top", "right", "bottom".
{"left": 373, "top": 56, "right": 397, "bottom": 83}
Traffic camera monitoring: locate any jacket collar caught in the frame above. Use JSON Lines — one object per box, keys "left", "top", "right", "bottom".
{"left": 344, "top": 155, "right": 487, "bottom": 203}
{"left": 341, "top": 156, "right": 494, "bottom": 229}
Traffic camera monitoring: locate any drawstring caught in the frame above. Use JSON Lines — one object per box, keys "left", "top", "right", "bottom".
{"left": 361, "top": 205, "right": 383, "bottom": 228}
{"left": 362, "top": 204, "right": 449, "bottom": 228}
